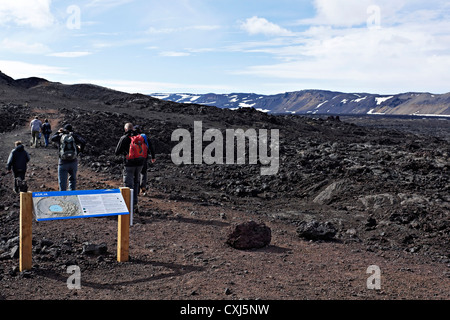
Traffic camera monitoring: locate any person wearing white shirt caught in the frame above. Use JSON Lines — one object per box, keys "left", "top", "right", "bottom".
{"left": 30, "top": 116, "right": 43, "bottom": 148}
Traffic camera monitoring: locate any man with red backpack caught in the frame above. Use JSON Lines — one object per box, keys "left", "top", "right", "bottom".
{"left": 133, "top": 125, "right": 156, "bottom": 195}
{"left": 115, "top": 123, "right": 150, "bottom": 212}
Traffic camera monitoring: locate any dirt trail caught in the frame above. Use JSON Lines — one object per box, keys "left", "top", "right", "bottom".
{"left": 0, "top": 114, "right": 449, "bottom": 301}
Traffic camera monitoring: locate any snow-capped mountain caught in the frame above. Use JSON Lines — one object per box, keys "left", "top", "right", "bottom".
{"left": 151, "top": 93, "right": 268, "bottom": 110}
{"left": 151, "top": 90, "right": 450, "bottom": 116}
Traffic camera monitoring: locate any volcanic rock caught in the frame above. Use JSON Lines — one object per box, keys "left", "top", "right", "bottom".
{"left": 313, "top": 179, "right": 348, "bottom": 205}
{"left": 9, "top": 245, "right": 19, "bottom": 259}
{"left": 296, "top": 220, "right": 337, "bottom": 241}
{"left": 226, "top": 221, "right": 271, "bottom": 250}
{"left": 82, "top": 242, "right": 108, "bottom": 255}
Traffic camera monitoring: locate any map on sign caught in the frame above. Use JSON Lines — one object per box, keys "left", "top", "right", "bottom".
{"left": 32, "top": 189, "right": 129, "bottom": 221}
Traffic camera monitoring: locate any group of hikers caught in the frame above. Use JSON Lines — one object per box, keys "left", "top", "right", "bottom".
{"left": 29, "top": 116, "right": 53, "bottom": 148}
{"left": 6, "top": 117, "right": 156, "bottom": 212}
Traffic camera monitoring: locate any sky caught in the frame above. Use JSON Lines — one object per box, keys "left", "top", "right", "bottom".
{"left": 0, "top": 0, "right": 449, "bottom": 95}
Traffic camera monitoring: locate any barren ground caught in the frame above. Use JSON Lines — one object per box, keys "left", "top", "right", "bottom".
{"left": 0, "top": 112, "right": 449, "bottom": 304}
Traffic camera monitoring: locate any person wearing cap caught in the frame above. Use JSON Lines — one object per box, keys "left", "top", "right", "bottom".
{"left": 115, "top": 123, "right": 146, "bottom": 211}
{"left": 51, "top": 124, "right": 87, "bottom": 191}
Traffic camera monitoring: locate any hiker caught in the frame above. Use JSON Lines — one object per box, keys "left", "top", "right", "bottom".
{"left": 115, "top": 123, "right": 148, "bottom": 211}
{"left": 42, "top": 119, "right": 52, "bottom": 147}
{"left": 30, "top": 116, "right": 43, "bottom": 148}
{"left": 51, "top": 124, "right": 86, "bottom": 191}
{"left": 133, "top": 125, "right": 156, "bottom": 194}
{"left": 6, "top": 141, "right": 30, "bottom": 193}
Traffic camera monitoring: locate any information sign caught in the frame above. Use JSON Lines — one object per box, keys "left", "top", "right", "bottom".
{"left": 32, "top": 189, "right": 129, "bottom": 221}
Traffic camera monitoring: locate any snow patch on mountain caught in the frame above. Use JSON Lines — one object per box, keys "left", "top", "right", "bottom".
{"left": 376, "top": 96, "right": 394, "bottom": 105}
{"left": 150, "top": 91, "right": 450, "bottom": 116}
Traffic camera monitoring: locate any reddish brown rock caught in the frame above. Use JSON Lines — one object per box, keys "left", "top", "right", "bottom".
{"left": 226, "top": 221, "right": 271, "bottom": 250}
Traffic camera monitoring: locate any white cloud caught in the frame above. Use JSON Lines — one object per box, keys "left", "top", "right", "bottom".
{"left": 0, "top": 60, "right": 68, "bottom": 79}
{"left": 234, "top": 3, "right": 450, "bottom": 94}
{"left": 1, "top": 38, "right": 50, "bottom": 54}
{"left": 299, "top": 0, "right": 407, "bottom": 27}
{"left": 48, "top": 51, "right": 93, "bottom": 58}
{"left": 147, "top": 25, "right": 221, "bottom": 34}
{"left": 86, "top": 0, "right": 134, "bottom": 8}
{"left": 240, "top": 16, "right": 294, "bottom": 37}
{"left": 0, "top": 0, "right": 55, "bottom": 28}
{"left": 159, "top": 51, "right": 190, "bottom": 57}
{"left": 305, "top": 0, "right": 376, "bottom": 27}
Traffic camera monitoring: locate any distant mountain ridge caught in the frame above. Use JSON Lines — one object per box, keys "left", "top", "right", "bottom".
{"left": 152, "top": 91, "right": 450, "bottom": 116}
{"left": 0, "top": 70, "right": 163, "bottom": 108}
{"left": 1, "top": 70, "right": 448, "bottom": 116}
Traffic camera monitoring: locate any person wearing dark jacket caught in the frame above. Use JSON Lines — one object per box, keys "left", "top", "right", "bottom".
{"left": 115, "top": 123, "right": 146, "bottom": 210}
{"left": 42, "top": 119, "right": 52, "bottom": 147}
{"left": 51, "top": 124, "right": 86, "bottom": 191}
{"left": 6, "top": 141, "right": 30, "bottom": 192}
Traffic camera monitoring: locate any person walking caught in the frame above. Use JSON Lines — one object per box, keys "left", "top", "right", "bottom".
{"left": 133, "top": 125, "right": 156, "bottom": 194}
{"left": 42, "top": 119, "right": 52, "bottom": 147}
{"left": 51, "top": 124, "right": 86, "bottom": 191}
{"left": 115, "top": 123, "right": 148, "bottom": 211}
{"left": 30, "top": 116, "right": 43, "bottom": 148}
{"left": 6, "top": 141, "right": 31, "bottom": 193}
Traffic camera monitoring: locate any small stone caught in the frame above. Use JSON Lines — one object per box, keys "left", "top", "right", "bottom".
{"left": 10, "top": 245, "right": 19, "bottom": 259}
{"left": 82, "top": 242, "right": 107, "bottom": 255}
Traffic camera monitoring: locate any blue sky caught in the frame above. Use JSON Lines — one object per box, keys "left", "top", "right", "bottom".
{"left": 0, "top": 0, "right": 449, "bottom": 95}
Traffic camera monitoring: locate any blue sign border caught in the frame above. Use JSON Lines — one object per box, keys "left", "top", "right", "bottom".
{"left": 36, "top": 212, "right": 129, "bottom": 222}
{"left": 32, "top": 189, "right": 130, "bottom": 222}
{"left": 32, "top": 189, "right": 124, "bottom": 198}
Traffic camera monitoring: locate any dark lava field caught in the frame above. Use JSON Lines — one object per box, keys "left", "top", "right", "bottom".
{"left": 0, "top": 79, "right": 449, "bottom": 300}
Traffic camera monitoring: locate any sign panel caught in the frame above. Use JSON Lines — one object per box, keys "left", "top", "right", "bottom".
{"left": 32, "top": 189, "right": 129, "bottom": 221}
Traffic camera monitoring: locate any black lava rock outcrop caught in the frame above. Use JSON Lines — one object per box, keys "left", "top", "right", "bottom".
{"left": 296, "top": 221, "right": 337, "bottom": 241}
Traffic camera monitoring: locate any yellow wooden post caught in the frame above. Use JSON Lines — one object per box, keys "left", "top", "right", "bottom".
{"left": 20, "top": 192, "right": 33, "bottom": 272}
{"left": 118, "top": 188, "right": 131, "bottom": 262}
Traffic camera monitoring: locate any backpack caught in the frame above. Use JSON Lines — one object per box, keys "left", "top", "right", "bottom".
{"left": 60, "top": 133, "right": 78, "bottom": 161}
{"left": 126, "top": 134, "right": 148, "bottom": 161}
